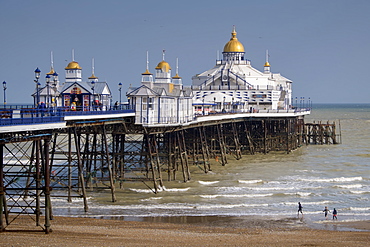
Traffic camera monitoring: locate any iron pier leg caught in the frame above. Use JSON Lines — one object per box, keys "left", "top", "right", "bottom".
{"left": 102, "top": 126, "right": 116, "bottom": 202}
{"left": 0, "top": 144, "right": 5, "bottom": 232}
{"left": 43, "top": 138, "right": 52, "bottom": 234}
{"left": 73, "top": 128, "right": 89, "bottom": 212}
{"left": 35, "top": 140, "right": 41, "bottom": 226}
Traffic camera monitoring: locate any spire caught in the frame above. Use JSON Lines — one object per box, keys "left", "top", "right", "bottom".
{"left": 264, "top": 50, "right": 271, "bottom": 73}
{"left": 142, "top": 51, "right": 152, "bottom": 75}
{"left": 141, "top": 51, "right": 153, "bottom": 84}
{"left": 47, "top": 51, "right": 55, "bottom": 75}
{"left": 92, "top": 57, "right": 95, "bottom": 75}
{"left": 72, "top": 49, "right": 75, "bottom": 61}
{"left": 162, "top": 49, "right": 165, "bottom": 61}
{"left": 172, "top": 58, "right": 181, "bottom": 79}
{"left": 88, "top": 58, "right": 98, "bottom": 81}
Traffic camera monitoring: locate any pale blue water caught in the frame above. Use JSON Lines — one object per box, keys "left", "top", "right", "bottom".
{"left": 51, "top": 103, "right": 370, "bottom": 229}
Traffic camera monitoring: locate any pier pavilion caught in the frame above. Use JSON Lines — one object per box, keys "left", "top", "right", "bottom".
{"left": 192, "top": 26, "right": 292, "bottom": 114}
{"left": 32, "top": 59, "right": 112, "bottom": 111}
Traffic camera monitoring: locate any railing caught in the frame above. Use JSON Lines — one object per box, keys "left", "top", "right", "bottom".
{"left": 195, "top": 107, "right": 311, "bottom": 116}
{"left": 0, "top": 105, "right": 135, "bottom": 126}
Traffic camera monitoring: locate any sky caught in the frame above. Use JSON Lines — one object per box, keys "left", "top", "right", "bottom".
{"left": 1, "top": 0, "right": 370, "bottom": 104}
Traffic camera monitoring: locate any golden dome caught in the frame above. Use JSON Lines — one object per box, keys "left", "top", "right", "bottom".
{"left": 172, "top": 73, "right": 181, "bottom": 79}
{"left": 142, "top": 69, "right": 153, "bottom": 75}
{"left": 223, "top": 27, "right": 245, "bottom": 53}
{"left": 155, "top": 61, "right": 171, "bottom": 72}
{"left": 88, "top": 73, "right": 98, "bottom": 79}
{"left": 65, "top": 61, "right": 82, "bottom": 70}
{"left": 46, "top": 68, "right": 55, "bottom": 75}
{"left": 264, "top": 61, "right": 270, "bottom": 67}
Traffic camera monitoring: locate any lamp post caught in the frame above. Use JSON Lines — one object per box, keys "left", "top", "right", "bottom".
{"left": 202, "top": 97, "right": 205, "bottom": 115}
{"left": 34, "top": 67, "right": 41, "bottom": 107}
{"left": 2, "top": 81, "right": 7, "bottom": 105}
{"left": 45, "top": 74, "right": 51, "bottom": 108}
{"left": 52, "top": 72, "right": 58, "bottom": 112}
{"left": 91, "top": 81, "right": 95, "bottom": 111}
{"left": 118, "top": 82, "right": 122, "bottom": 110}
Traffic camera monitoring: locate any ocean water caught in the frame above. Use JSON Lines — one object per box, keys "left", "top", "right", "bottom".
{"left": 51, "top": 103, "right": 370, "bottom": 229}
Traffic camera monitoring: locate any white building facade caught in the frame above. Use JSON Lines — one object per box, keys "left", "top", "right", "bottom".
{"left": 127, "top": 53, "right": 193, "bottom": 125}
{"left": 192, "top": 26, "right": 293, "bottom": 113}
{"left": 33, "top": 59, "right": 112, "bottom": 111}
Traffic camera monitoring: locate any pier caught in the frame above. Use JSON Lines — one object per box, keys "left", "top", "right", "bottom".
{"left": 0, "top": 106, "right": 340, "bottom": 233}
{"left": 0, "top": 26, "right": 341, "bottom": 233}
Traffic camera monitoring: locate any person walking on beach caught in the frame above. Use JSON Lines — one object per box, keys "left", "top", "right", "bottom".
{"left": 298, "top": 202, "right": 303, "bottom": 217}
{"left": 332, "top": 208, "right": 338, "bottom": 220}
{"left": 323, "top": 206, "right": 330, "bottom": 220}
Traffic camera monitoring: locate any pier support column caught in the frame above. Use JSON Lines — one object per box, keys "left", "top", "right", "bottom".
{"left": 0, "top": 144, "right": 5, "bottom": 232}
{"left": 73, "top": 127, "right": 89, "bottom": 212}
{"left": 102, "top": 125, "right": 116, "bottom": 202}
{"left": 43, "top": 138, "right": 52, "bottom": 234}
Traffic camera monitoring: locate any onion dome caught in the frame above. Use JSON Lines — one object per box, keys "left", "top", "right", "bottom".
{"left": 155, "top": 61, "right": 171, "bottom": 72}
{"left": 264, "top": 61, "right": 270, "bottom": 67}
{"left": 142, "top": 69, "right": 153, "bottom": 75}
{"left": 172, "top": 73, "right": 181, "bottom": 79}
{"left": 65, "top": 61, "right": 82, "bottom": 70}
{"left": 223, "top": 26, "right": 245, "bottom": 53}
{"left": 88, "top": 74, "right": 98, "bottom": 80}
{"left": 46, "top": 68, "right": 55, "bottom": 75}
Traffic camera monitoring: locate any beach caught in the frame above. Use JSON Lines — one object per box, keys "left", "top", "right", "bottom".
{"left": 1, "top": 216, "right": 370, "bottom": 246}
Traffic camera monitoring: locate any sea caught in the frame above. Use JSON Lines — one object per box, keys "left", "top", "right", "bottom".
{"left": 51, "top": 103, "right": 370, "bottom": 230}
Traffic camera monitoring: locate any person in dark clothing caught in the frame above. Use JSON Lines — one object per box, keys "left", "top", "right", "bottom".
{"left": 332, "top": 208, "right": 338, "bottom": 220}
{"left": 323, "top": 206, "right": 330, "bottom": 220}
{"left": 114, "top": 101, "right": 119, "bottom": 110}
{"left": 298, "top": 202, "right": 303, "bottom": 217}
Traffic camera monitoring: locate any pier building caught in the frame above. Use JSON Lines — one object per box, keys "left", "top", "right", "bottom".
{"left": 192, "top": 26, "right": 292, "bottom": 114}
{"left": 127, "top": 52, "right": 193, "bottom": 125}
{"left": 33, "top": 58, "right": 112, "bottom": 111}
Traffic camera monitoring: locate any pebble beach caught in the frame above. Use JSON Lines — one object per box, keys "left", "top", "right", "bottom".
{"left": 1, "top": 216, "right": 369, "bottom": 246}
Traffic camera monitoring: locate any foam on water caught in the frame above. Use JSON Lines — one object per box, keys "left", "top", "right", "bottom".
{"left": 198, "top": 181, "right": 220, "bottom": 185}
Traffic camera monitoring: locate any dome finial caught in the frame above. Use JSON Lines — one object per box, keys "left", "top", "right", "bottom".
{"left": 162, "top": 49, "right": 166, "bottom": 61}
{"left": 232, "top": 25, "right": 236, "bottom": 38}
{"left": 223, "top": 26, "right": 245, "bottom": 53}
{"left": 264, "top": 50, "right": 270, "bottom": 67}
{"left": 142, "top": 51, "right": 152, "bottom": 75}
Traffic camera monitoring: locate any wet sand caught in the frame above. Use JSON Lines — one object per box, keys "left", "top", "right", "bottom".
{"left": 1, "top": 216, "right": 369, "bottom": 246}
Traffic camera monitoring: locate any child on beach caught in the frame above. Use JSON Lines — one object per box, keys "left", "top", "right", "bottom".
{"left": 332, "top": 208, "right": 338, "bottom": 220}
{"left": 298, "top": 202, "right": 303, "bottom": 217}
{"left": 323, "top": 206, "right": 330, "bottom": 220}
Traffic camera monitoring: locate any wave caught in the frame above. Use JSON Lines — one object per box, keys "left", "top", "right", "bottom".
{"left": 334, "top": 184, "right": 362, "bottom": 189}
{"left": 276, "top": 192, "right": 312, "bottom": 197}
{"left": 300, "top": 176, "right": 363, "bottom": 183}
{"left": 140, "top": 197, "right": 163, "bottom": 202}
{"left": 248, "top": 187, "right": 296, "bottom": 191}
{"left": 350, "top": 190, "right": 369, "bottom": 194}
{"left": 349, "top": 207, "right": 370, "bottom": 211}
{"left": 128, "top": 187, "right": 190, "bottom": 193}
{"left": 198, "top": 181, "right": 220, "bottom": 185}
{"left": 199, "top": 193, "right": 273, "bottom": 199}
{"left": 238, "top": 179, "right": 263, "bottom": 184}
{"left": 283, "top": 200, "right": 334, "bottom": 206}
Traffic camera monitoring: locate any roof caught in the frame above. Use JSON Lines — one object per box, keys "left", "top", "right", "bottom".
{"left": 60, "top": 81, "right": 111, "bottom": 95}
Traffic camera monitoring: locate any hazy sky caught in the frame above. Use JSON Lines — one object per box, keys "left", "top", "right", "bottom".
{"left": 1, "top": 0, "right": 369, "bottom": 104}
